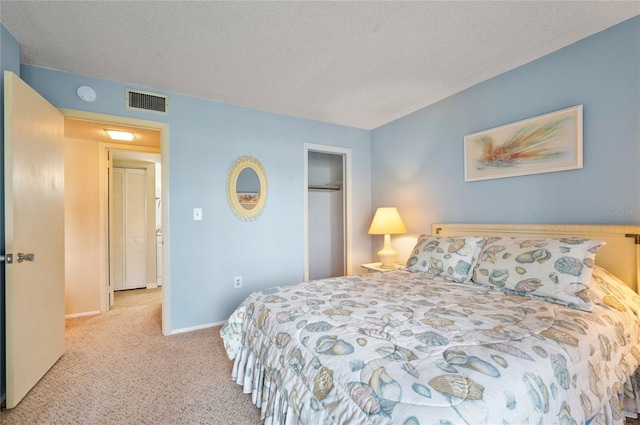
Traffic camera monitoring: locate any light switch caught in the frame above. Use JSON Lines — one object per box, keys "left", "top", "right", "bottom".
{"left": 193, "top": 208, "right": 203, "bottom": 221}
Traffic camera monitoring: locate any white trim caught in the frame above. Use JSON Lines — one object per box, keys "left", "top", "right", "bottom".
{"left": 169, "top": 321, "right": 225, "bottom": 335}
{"left": 146, "top": 283, "right": 159, "bottom": 289}
{"left": 303, "top": 143, "right": 353, "bottom": 281}
{"left": 303, "top": 148, "right": 309, "bottom": 281}
{"left": 65, "top": 311, "right": 100, "bottom": 319}
{"left": 160, "top": 123, "right": 170, "bottom": 336}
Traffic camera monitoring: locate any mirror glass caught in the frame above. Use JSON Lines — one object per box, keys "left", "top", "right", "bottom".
{"left": 226, "top": 156, "right": 268, "bottom": 221}
{"left": 236, "top": 168, "right": 260, "bottom": 210}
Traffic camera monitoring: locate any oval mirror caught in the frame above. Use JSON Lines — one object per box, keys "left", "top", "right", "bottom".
{"left": 226, "top": 156, "right": 268, "bottom": 221}
{"left": 236, "top": 168, "right": 259, "bottom": 210}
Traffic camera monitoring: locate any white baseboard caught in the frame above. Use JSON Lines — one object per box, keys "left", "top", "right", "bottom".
{"left": 170, "top": 320, "right": 226, "bottom": 335}
{"left": 146, "top": 282, "right": 159, "bottom": 289}
{"left": 66, "top": 310, "right": 100, "bottom": 319}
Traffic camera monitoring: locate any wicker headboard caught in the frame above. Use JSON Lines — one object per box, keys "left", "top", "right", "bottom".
{"left": 432, "top": 223, "right": 640, "bottom": 294}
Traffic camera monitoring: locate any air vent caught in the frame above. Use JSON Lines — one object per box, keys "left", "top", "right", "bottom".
{"left": 126, "top": 89, "right": 168, "bottom": 114}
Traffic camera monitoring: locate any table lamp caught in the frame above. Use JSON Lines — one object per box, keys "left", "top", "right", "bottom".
{"left": 368, "top": 207, "right": 407, "bottom": 269}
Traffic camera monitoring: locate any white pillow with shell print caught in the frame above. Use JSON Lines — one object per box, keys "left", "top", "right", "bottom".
{"left": 406, "top": 235, "right": 486, "bottom": 283}
{"left": 473, "top": 237, "right": 606, "bottom": 311}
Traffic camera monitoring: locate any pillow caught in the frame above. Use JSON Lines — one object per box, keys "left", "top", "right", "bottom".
{"left": 406, "top": 235, "right": 486, "bottom": 283}
{"left": 473, "top": 237, "right": 606, "bottom": 311}
{"left": 589, "top": 265, "right": 640, "bottom": 316}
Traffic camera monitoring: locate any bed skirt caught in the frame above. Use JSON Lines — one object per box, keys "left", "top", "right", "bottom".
{"left": 232, "top": 341, "right": 302, "bottom": 425}
{"left": 230, "top": 338, "right": 640, "bottom": 425}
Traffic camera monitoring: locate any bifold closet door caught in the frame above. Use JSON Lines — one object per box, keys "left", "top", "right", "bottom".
{"left": 110, "top": 168, "right": 125, "bottom": 290}
{"left": 110, "top": 168, "right": 148, "bottom": 291}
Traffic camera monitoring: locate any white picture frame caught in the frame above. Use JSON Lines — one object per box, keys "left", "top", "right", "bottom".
{"left": 464, "top": 105, "right": 583, "bottom": 182}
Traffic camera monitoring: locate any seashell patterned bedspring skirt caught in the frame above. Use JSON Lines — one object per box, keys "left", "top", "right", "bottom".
{"left": 221, "top": 269, "right": 640, "bottom": 425}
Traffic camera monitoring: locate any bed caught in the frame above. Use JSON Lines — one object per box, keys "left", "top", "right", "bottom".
{"left": 221, "top": 223, "right": 640, "bottom": 425}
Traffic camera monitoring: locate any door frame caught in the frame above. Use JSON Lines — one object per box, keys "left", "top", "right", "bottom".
{"left": 60, "top": 109, "right": 170, "bottom": 335}
{"left": 303, "top": 143, "right": 352, "bottom": 281}
{"left": 109, "top": 157, "right": 158, "bottom": 297}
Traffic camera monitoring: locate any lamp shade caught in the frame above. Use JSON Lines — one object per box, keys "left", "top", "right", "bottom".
{"left": 368, "top": 207, "right": 407, "bottom": 235}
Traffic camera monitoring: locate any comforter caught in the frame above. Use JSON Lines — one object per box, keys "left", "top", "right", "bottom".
{"left": 221, "top": 267, "right": 640, "bottom": 425}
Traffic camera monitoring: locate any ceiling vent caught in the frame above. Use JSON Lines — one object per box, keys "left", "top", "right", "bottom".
{"left": 126, "top": 89, "right": 168, "bottom": 114}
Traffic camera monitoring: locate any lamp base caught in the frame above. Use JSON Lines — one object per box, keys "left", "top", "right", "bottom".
{"left": 377, "top": 234, "right": 398, "bottom": 269}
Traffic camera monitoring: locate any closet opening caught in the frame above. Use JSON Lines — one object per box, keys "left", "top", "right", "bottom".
{"left": 304, "top": 144, "right": 352, "bottom": 281}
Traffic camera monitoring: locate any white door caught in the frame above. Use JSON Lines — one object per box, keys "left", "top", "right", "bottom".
{"left": 110, "top": 167, "right": 147, "bottom": 291}
{"left": 4, "top": 71, "right": 65, "bottom": 408}
{"left": 109, "top": 167, "right": 125, "bottom": 291}
{"left": 124, "top": 169, "right": 148, "bottom": 289}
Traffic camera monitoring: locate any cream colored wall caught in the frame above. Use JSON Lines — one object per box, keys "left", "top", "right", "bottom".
{"left": 64, "top": 138, "right": 101, "bottom": 315}
{"left": 65, "top": 141, "right": 160, "bottom": 316}
{"left": 112, "top": 160, "right": 157, "bottom": 287}
{"left": 59, "top": 109, "right": 165, "bottom": 328}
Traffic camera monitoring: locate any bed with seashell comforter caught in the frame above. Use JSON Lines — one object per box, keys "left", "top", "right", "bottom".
{"left": 221, "top": 227, "right": 640, "bottom": 425}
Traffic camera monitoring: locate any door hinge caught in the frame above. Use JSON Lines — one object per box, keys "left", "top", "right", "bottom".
{"left": 0, "top": 254, "right": 14, "bottom": 264}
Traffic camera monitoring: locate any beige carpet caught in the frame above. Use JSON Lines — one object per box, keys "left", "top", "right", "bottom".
{"left": 0, "top": 297, "right": 262, "bottom": 424}
{"left": 3, "top": 295, "right": 640, "bottom": 425}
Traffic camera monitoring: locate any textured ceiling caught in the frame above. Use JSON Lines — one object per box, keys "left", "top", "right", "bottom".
{"left": 1, "top": 1, "right": 638, "bottom": 130}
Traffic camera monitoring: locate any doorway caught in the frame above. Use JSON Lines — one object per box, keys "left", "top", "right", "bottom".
{"left": 308, "top": 151, "right": 345, "bottom": 280}
{"left": 303, "top": 143, "right": 352, "bottom": 281}
{"left": 109, "top": 151, "right": 161, "bottom": 303}
{"left": 61, "top": 110, "right": 170, "bottom": 335}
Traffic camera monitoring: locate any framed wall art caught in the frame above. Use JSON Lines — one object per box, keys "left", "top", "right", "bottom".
{"left": 464, "top": 105, "right": 583, "bottom": 182}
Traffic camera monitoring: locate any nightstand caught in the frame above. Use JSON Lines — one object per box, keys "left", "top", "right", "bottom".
{"left": 361, "top": 262, "right": 403, "bottom": 272}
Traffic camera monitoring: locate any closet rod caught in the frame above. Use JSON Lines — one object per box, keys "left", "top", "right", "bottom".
{"left": 308, "top": 185, "right": 341, "bottom": 191}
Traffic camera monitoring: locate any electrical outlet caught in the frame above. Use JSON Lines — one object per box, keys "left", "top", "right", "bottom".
{"left": 234, "top": 276, "right": 242, "bottom": 288}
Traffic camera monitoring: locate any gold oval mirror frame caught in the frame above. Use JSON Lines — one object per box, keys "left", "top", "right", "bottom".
{"left": 226, "top": 156, "right": 268, "bottom": 221}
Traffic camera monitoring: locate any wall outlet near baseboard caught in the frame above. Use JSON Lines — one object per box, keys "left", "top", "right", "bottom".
{"left": 234, "top": 276, "right": 242, "bottom": 288}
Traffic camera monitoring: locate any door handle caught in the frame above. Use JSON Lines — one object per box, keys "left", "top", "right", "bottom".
{"left": 17, "top": 253, "right": 35, "bottom": 263}
{"left": 0, "top": 254, "right": 13, "bottom": 263}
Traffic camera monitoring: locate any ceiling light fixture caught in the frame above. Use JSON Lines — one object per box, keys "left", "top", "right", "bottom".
{"left": 104, "top": 129, "right": 135, "bottom": 141}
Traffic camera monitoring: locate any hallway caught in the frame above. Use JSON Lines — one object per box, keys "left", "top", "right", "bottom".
{"left": 112, "top": 287, "right": 162, "bottom": 309}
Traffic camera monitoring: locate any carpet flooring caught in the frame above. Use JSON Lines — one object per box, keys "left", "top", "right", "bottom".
{"left": 0, "top": 296, "right": 262, "bottom": 425}
{"left": 3, "top": 293, "right": 640, "bottom": 425}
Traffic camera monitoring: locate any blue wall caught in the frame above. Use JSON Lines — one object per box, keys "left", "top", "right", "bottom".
{"left": 371, "top": 16, "right": 640, "bottom": 260}
{"left": 4, "top": 14, "right": 638, "bottom": 344}
{"left": 0, "top": 22, "right": 21, "bottom": 404}
{"left": 20, "top": 65, "right": 372, "bottom": 330}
